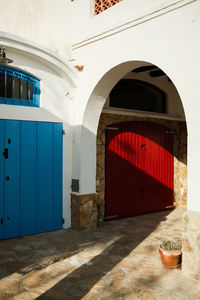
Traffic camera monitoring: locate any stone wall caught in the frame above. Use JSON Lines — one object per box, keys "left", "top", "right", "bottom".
{"left": 182, "top": 211, "right": 200, "bottom": 280}
{"left": 96, "top": 112, "right": 187, "bottom": 224}
{"left": 71, "top": 193, "right": 97, "bottom": 229}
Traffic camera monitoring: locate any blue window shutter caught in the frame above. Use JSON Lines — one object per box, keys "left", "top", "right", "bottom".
{"left": 0, "top": 65, "right": 40, "bottom": 107}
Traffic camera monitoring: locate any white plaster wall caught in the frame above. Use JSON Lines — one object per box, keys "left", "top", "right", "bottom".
{"left": 0, "top": 47, "right": 74, "bottom": 228}
{"left": 69, "top": 0, "right": 179, "bottom": 45}
{"left": 0, "top": 0, "right": 70, "bottom": 59}
{"left": 70, "top": 0, "right": 200, "bottom": 212}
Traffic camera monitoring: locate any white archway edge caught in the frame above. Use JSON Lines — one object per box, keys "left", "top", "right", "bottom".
{"left": 0, "top": 31, "right": 78, "bottom": 85}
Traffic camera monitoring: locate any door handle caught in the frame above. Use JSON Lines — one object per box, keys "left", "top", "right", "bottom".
{"left": 5, "top": 176, "right": 10, "bottom": 181}
{"left": 140, "top": 144, "right": 146, "bottom": 149}
{"left": 0, "top": 218, "right": 3, "bottom": 224}
{"left": 3, "top": 148, "right": 8, "bottom": 159}
{"left": 139, "top": 189, "right": 145, "bottom": 193}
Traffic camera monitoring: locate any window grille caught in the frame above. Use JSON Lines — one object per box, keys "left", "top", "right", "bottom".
{"left": 94, "top": 0, "right": 122, "bottom": 15}
{"left": 0, "top": 65, "right": 40, "bottom": 107}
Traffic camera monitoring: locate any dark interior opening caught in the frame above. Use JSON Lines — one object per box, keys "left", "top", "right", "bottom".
{"left": 109, "top": 79, "right": 166, "bottom": 114}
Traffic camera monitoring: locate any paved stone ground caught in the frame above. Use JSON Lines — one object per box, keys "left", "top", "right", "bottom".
{"left": 0, "top": 208, "right": 200, "bottom": 300}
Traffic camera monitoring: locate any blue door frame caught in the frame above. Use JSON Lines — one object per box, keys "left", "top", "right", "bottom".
{"left": 0, "top": 120, "right": 63, "bottom": 240}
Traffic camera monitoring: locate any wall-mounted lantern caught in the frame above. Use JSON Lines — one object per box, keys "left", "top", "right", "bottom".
{"left": 0, "top": 48, "right": 13, "bottom": 64}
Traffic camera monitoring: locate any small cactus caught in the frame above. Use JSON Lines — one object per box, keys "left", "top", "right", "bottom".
{"left": 160, "top": 240, "right": 181, "bottom": 250}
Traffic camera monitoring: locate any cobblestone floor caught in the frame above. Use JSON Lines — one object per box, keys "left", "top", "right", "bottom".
{"left": 0, "top": 208, "right": 200, "bottom": 300}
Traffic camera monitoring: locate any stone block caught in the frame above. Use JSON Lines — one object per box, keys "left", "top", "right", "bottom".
{"left": 97, "top": 191, "right": 104, "bottom": 204}
{"left": 97, "top": 137, "right": 102, "bottom": 145}
{"left": 182, "top": 211, "right": 200, "bottom": 281}
{"left": 100, "top": 132, "right": 105, "bottom": 144}
{"left": 97, "top": 154, "right": 104, "bottom": 168}
{"left": 182, "top": 236, "right": 193, "bottom": 252}
{"left": 180, "top": 143, "right": 187, "bottom": 154}
{"left": 71, "top": 193, "right": 97, "bottom": 229}
{"left": 183, "top": 211, "right": 200, "bottom": 233}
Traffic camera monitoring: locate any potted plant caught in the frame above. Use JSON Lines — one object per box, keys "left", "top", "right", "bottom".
{"left": 159, "top": 240, "right": 182, "bottom": 269}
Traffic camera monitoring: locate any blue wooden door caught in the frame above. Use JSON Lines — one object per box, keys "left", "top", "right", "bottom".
{"left": 0, "top": 120, "right": 5, "bottom": 240}
{"left": 0, "top": 120, "right": 63, "bottom": 240}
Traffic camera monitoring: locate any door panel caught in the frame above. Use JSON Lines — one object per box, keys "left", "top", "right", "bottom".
{"left": 4, "top": 120, "right": 21, "bottom": 238}
{"left": 105, "top": 122, "right": 173, "bottom": 219}
{"left": 21, "top": 121, "right": 37, "bottom": 235}
{"left": 0, "top": 120, "right": 4, "bottom": 239}
{"left": 53, "top": 123, "right": 63, "bottom": 230}
{"left": 37, "top": 122, "right": 54, "bottom": 232}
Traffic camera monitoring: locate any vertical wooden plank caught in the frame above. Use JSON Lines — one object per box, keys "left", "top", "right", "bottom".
{"left": 4, "top": 120, "right": 21, "bottom": 238}
{"left": 53, "top": 123, "right": 63, "bottom": 229}
{"left": 144, "top": 124, "right": 174, "bottom": 212}
{"left": 0, "top": 120, "right": 5, "bottom": 239}
{"left": 37, "top": 122, "right": 54, "bottom": 232}
{"left": 105, "top": 129, "right": 119, "bottom": 218}
{"left": 21, "top": 121, "right": 37, "bottom": 235}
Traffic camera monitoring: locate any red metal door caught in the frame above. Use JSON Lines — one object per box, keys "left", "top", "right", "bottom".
{"left": 105, "top": 122, "right": 173, "bottom": 219}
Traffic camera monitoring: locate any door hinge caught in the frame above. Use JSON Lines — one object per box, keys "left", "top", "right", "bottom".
{"left": 105, "top": 127, "right": 119, "bottom": 130}
{"left": 104, "top": 215, "right": 118, "bottom": 220}
{"left": 165, "top": 205, "right": 174, "bottom": 209}
{"left": 3, "top": 148, "right": 8, "bottom": 159}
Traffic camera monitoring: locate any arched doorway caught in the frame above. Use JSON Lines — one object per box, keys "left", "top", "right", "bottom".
{"left": 72, "top": 61, "right": 187, "bottom": 229}
{"left": 95, "top": 63, "right": 187, "bottom": 224}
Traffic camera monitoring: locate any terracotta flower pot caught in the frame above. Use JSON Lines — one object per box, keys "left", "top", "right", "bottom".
{"left": 159, "top": 247, "right": 182, "bottom": 269}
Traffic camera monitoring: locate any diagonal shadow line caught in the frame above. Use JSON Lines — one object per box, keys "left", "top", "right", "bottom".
{"left": 106, "top": 121, "right": 174, "bottom": 153}
{"left": 36, "top": 210, "right": 171, "bottom": 299}
{"left": 0, "top": 230, "right": 108, "bottom": 280}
